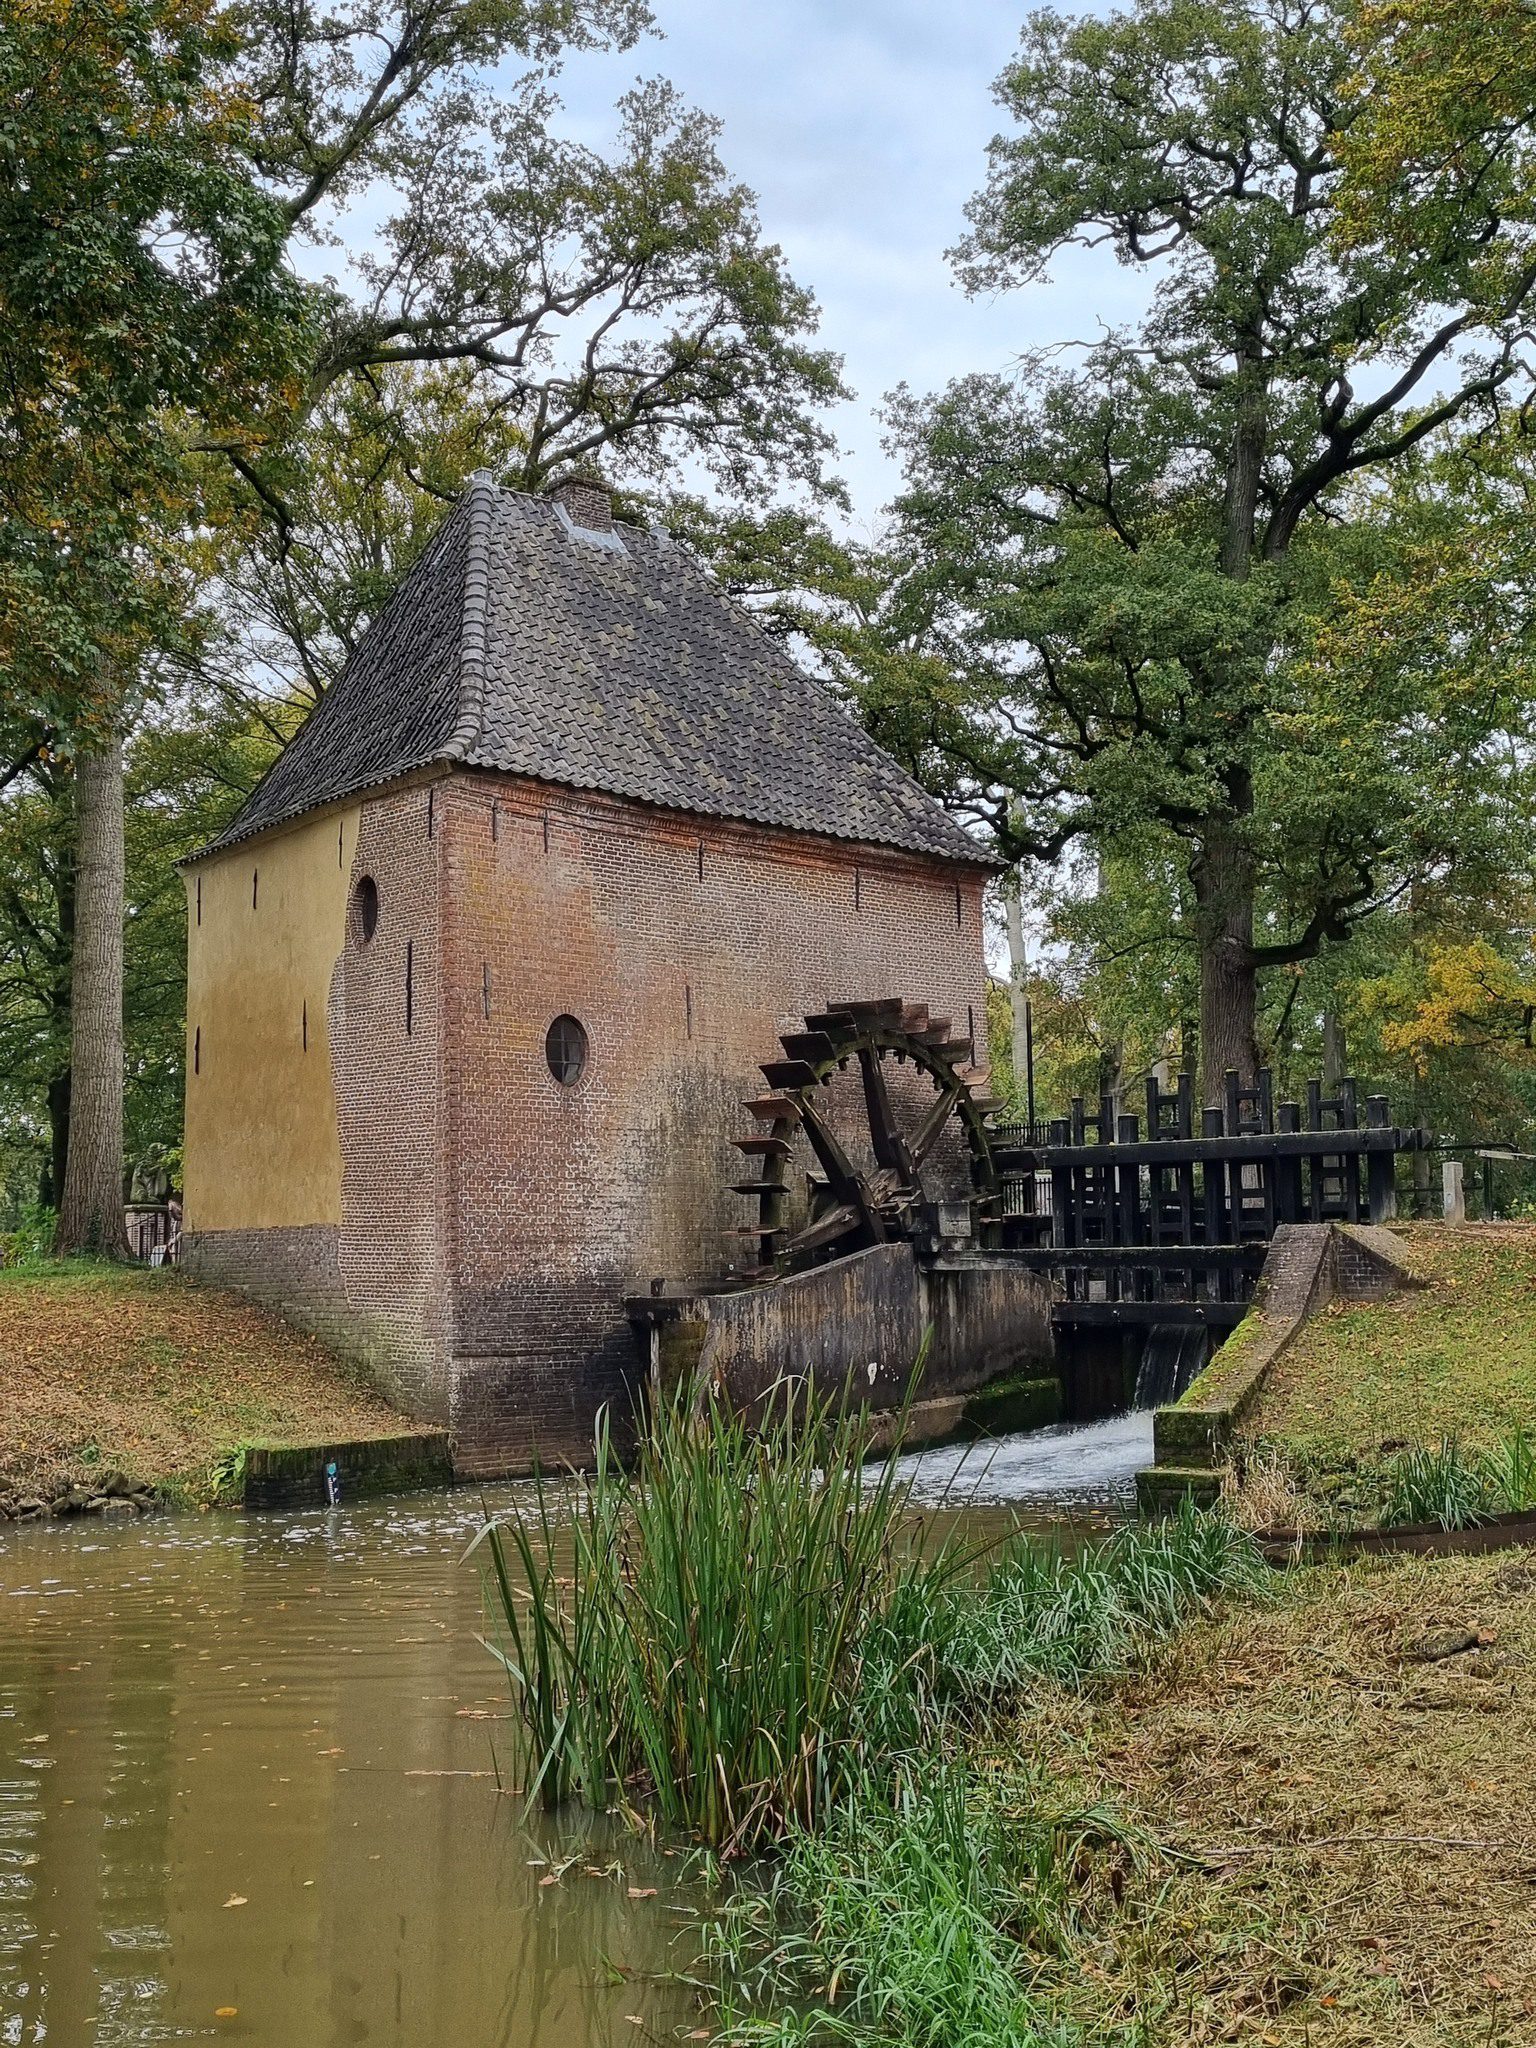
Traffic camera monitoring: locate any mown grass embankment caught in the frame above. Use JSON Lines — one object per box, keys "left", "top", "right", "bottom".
{"left": 0, "top": 1258, "right": 407, "bottom": 1505}
{"left": 1225, "top": 1224, "right": 1536, "bottom": 1530}
{"left": 705, "top": 1552, "right": 1536, "bottom": 2048}
{"left": 1250, "top": 1224, "right": 1536, "bottom": 1463}
{"left": 1004, "top": 1548, "right": 1536, "bottom": 2046}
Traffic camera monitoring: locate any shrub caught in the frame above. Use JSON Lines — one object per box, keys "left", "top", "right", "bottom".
{"left": 0, "top": 1204, "right": 57, "bottom": 1270}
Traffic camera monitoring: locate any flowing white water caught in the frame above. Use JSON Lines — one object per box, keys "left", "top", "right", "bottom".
{"left": 892, "top": 1410, "right": 1155, "bottom": 1510}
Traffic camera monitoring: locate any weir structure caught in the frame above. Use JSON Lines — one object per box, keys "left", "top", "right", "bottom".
{"left": 630, "top": 1006, "right": 1433, "bottom": 1436}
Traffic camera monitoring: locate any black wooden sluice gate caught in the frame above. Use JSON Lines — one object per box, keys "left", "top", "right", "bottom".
{"left": 985, "top": 1067, "right": 1431, "bottom": 1334}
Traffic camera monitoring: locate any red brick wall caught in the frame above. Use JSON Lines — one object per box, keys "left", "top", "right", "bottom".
{"left": 435, "top": 773, "right": 990, "bottom": 1473}
{"left": 329, "top": 779, "right": 453, "bottom": 1420}
{"left": 190, "top": 769, "right": 990, "bottom": 1475}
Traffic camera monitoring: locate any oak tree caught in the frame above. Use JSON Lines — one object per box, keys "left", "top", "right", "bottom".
{"left": 881, "top": 0, "right": 1536, "bottom": 1095}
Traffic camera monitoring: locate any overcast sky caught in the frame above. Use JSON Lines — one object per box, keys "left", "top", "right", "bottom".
{"left": 551, "top": 0, "right": 1136, "bottom": 531}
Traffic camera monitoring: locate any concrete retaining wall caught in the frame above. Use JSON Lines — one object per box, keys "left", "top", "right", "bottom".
{"left": 639, "top": 1242, "right": 1055, "bottom": 1432}
{"left": 242, "top": 1430, "right": 453, "bottom": 1510}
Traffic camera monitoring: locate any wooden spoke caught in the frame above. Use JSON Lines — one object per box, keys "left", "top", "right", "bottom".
{"left": 798, "top": 1097, "right": 886, "bottom": 1244}
{"left": 776, "top": 1201, "right": 864, "bottom": 1260}
{"left": 909, "top": 1084, "right": 962, "bottom": 1169}
{"left": 857, "top": 1045, "right": 914, "bottom": 1178}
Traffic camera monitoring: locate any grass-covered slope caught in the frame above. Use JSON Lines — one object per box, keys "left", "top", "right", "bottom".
{"left": 1248, "top": 1223, "right": 1536, "bottom": 1465}
{"left": 0, "top": 1260, "right": 407, "bottom": 1503}
{"left": 1013, "top": 1548, "right": 1536, "bottom": 2047}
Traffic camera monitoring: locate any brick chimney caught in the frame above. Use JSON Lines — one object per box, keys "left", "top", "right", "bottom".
{"left": 548, "top": 471, "right": 613, "bottom": 534}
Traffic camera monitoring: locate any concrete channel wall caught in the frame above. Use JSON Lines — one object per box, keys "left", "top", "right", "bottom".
{"left": 639, "top": 1242, "right": 1056, "bottom": 1444}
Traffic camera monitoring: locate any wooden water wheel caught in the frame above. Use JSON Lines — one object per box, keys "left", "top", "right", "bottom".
{"left": 725, "top": 998, "right": 1005, "bottom": 1281}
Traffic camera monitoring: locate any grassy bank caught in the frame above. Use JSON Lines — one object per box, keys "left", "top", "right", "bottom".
{"left": 478, "top": 1386, "right": 1536, "bottom": 2045}
{"left": 1251, "top": 1223, "right": 1536, "bottom": 1461}
{"left": 0, "top": 1259, "right": 407, "bottom": 1505}
{"left": 715, "top": 1547, "right": 1536, "bottom": 2047}
{"left": 1228, "top": 1224, "right": 1536, "bottom": 1529}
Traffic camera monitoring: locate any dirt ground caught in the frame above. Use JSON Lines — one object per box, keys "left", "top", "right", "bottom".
{"left": 0, "top": 1259, "right": 407, "bottom": 1501}
{"left": 1031, "top": 1547, "right": 1536, "bottom": 2046}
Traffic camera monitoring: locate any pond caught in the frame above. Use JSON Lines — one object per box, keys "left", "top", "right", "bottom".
{"left": 0, "top": 1414, "right": 1148, "bottom": 2047}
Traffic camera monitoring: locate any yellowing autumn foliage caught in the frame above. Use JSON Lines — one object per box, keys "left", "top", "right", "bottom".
{"left": 1359, "top": 939, "right": 1536, "bottom": 1071}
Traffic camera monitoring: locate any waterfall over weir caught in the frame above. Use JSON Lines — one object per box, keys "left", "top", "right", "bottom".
{"left": 1133, "top": 1322, "right": 1208, "bottom": 1409}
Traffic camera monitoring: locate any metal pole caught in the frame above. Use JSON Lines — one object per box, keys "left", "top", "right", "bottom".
{"left": 1024, "top": 998, "right": 1036, "bottom": 1136}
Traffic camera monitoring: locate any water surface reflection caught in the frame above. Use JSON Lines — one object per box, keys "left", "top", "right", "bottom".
{"left": 1, "top": 1415, "right": 1147, "bottom": 2047}
{"left": 1, "top": 1488, "right": 688, "bottom": 2048}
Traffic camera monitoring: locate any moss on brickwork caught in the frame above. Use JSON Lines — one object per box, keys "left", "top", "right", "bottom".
{"left": 1176, "top": 1311, "right": 1271, "bottom": 1409}
{"left": 962, "top": 1372, "right": 1063, "bottom": 1437}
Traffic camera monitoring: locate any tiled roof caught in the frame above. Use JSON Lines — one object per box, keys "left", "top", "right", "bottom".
{"left": 201, "top": 475, "right": 993, "bottom": 867}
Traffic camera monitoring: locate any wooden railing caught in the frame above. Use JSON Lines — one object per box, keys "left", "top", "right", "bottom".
{"left": 987, "top": 1070, "right": 1430, "bottom": 1320}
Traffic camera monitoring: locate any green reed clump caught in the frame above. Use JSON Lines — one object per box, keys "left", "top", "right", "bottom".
{"left": 474, "top": 1376, "right": 1267, "bottom": 1861}
{"left": 1380, "top": 1436, "right": 1492, "bottom": 1529}
{"left": 871, "top": 1497, "right": 1270, "bottom": 1715}
{"left": 470, "top": 1380, "right": 935, "bottom": 1852}
{"left": 1380, "top": 1427, "right": 1536, "bottom": 1530}
{"left": 1483, "top": 1425, "right": 1536, "bottom": 1514}
{"left": 706, "top": 1762, "right": 1137, "bottom": 2048}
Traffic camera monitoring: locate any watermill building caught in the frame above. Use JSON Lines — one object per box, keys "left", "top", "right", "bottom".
{"left": 181, "top": 473, "right": 994, "bottom": 1474}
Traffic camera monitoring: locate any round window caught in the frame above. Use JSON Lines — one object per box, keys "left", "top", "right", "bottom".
{"left": 545, "top": 1014, "right": 588, "bottom": 1086}
{"left": 355, "top": 874, "right": 379, "bottom": 943}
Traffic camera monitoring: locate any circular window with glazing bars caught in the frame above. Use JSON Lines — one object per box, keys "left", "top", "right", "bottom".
{"left": 545, "top": 1014, "right": 588, "bottom": 1086}
{"left": 354, "top": 874, "right": 380, "bottom": 943}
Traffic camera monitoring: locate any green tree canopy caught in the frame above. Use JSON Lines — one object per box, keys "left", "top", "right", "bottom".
{"left": 872, "top": 0, "right": 1536, "bottom": 1096}
{"left": 0, "top": 0, "right": 308, "bottom": 761}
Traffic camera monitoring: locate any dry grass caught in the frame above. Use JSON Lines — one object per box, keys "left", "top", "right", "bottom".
{"left": 1249, "top": 1224, "right": 1536, "bottom": 1467}
{"left": 1013, "top": 1547, "right": 1536, "bottom": 2046}
{"left": 1221, "top": 1446, "right": 1326, "bottom": 1533}
{"left": 0, "top": 1259, "right": 407, "bottom": 1500}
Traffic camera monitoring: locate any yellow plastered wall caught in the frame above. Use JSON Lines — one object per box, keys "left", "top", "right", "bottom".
{"left": 183, "top": 806, "right": 361, "bottom": 1231}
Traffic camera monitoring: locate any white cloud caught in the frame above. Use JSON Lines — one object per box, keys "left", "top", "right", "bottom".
{"left": 550, "top": 0, "right": 1137, "bottom": 521}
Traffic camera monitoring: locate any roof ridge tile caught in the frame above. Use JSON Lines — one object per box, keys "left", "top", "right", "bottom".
{"left": 441, "top": 467, "right": 497, "bottom": 763}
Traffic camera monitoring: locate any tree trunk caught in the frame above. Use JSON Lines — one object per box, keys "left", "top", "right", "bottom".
{"left": 1191, "top": 817, "right": 1261, "bottom": 1102}
{"left": 1321, "top": 1010, "right": 1346, "bottom": 1090}
{"left": 55, "top": 737, "right": 129, "bottom": 1257}
{"left": 44, "top": 1070, "right": 71, "bottom": 1209}
{"left": 1004, "top": 881, "right": 1030, "bottom": 1097}
{"left": 1219, "top": 375, "right": 1266, "bottom": 580}
{"left": 44, "top": 795, "right": 75, "bottom": 1208}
